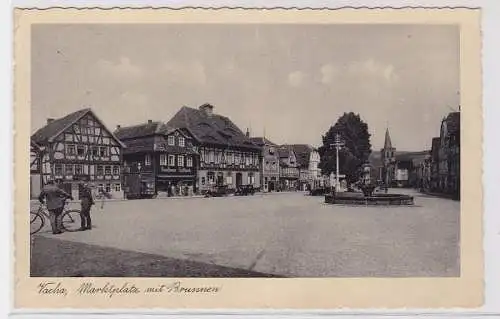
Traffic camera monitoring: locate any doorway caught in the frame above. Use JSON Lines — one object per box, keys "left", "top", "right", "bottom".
{"left": 236, "top": 173, "right": 242, "bottom": 187}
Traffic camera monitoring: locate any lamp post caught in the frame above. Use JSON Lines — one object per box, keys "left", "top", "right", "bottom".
{"left": 330, "top": 133, "right": 345, "bottom": 192}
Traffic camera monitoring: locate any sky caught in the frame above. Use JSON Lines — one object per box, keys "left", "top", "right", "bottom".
{"left": 31, "top": 24, "right": 460, "bottom": 151}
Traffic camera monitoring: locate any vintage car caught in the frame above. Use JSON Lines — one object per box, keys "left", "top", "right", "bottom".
{"left": 234, "top": 185, "right": 256, "bottom": 196}
{"left": 203, "top": 185, "right": 233, "bottom": 198}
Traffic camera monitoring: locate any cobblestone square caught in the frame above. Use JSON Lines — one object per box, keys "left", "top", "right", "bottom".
{"left": 31, "top": 190, "right": 460, "bottom": 277}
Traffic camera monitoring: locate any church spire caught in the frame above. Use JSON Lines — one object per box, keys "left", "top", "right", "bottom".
{"left": 384, "top": 127, "right": 393, "bottom": 150}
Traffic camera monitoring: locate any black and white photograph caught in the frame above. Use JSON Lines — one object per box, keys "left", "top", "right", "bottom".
{"left": 12, "top": 7, "right": 484, "bottom": 310}
{"left": 28, "top": 22, "right": 462, "bottom": 279}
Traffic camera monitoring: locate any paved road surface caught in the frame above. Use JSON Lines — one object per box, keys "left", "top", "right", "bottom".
{"left": 33, "top": 190, "right": 460, "bottom": 277}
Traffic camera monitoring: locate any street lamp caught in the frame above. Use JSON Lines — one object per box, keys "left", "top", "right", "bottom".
{"left": 330, "top": 133, "right": 345, "bottom": 192}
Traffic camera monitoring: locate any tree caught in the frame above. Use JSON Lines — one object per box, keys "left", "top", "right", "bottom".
{"left": 318, "top": 112, "right": 372, "bottom": 186}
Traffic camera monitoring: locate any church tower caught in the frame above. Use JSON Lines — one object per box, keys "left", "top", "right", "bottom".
{"left": 380, "top": 128, "right": 396, "bottom": 186}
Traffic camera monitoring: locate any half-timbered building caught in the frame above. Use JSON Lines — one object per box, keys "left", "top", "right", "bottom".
{"left": 31, "top": 108, "right": 125, "bottom": 199}
{"left": 278, "top": 145, "right": 299, "bottom": 191}
{"left": 166, "top": 104, "right": 261, "bottom": 192}
{"left": 114, "top": 120, "right": 199, "bottom": 197}
{"left": 30, "top": 140, "right": 43, "bottom": 199}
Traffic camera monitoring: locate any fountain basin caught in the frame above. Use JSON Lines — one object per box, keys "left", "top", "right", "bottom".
{"left": 325, "top": 192, "right": 414, "bottom": 206}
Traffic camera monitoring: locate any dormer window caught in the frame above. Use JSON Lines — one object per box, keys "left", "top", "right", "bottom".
{"left": 168, "top": 135, "right": 175, "bottom": 146}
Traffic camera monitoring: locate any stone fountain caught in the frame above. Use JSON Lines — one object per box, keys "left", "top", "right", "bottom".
{"left": 325, "top": 163, "right": 414, "bottom": 206}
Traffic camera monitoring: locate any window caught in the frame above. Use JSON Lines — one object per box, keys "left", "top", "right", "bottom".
{"left": 98, "top": 184, "right": 104, "bottom": 192}
{"left": 186, "top": 156, "right": 193, "bottom": 167}
{"left": 179, "top": 136, "right": 185, "bottom": 147}
{"left": 99, "top": 146, "right": 108, "bottom": 157}
{"left": 54, "top": 164, "right": 63, "bottom": 175}
{"left": 160, "top": 154, "right": 167, "bottom": 166}
{"left": 215, "top": 152, "right": 220, "bottom": 164}
{"left": 96, "top": 165, "right": 103, "bottom": 175}
{"left": 235, "top": 154, "right": 240, "bottom": 164}
{"left": 168, "top": 135, "right": 175, "bottom": 146}
{"left": 112, "top": 165, "right": 120, "bottom": 175}
{"left": 65, "top": 164, "right": 73, "bottom": 175}
{"left": 168, "top": 155, "right": 175, "bottom": 166}
{"left": 178, "top": 155, "right": 184, "bottom": 167}
{"left": 145, "top": 154, "right": 151, "bottom": 166}
{"left": 75, "top": 164, "right": 83, "bottom": 175}
{"left": 104, "top": 166, "right": 111, "bottom": 175}
{"left": 81, "top": 126, "right": 88, "bottom": 135}
{"left": 114, "top": 183, "right": 121, "bottom": 192}
{"left": 105, "top": 184, "right": 111, "bottom": 193}
{"left": 91, "top": 147, "right": 98, "bottom": 157}
{"left": 207, "top": 172, "right": 215, "bottom": 184}
{"left": 66, "top": 144, "right": 76, "bottom": 156}
{"left": 209, "top": 151, "right": 215, "bottom": 163}
{"left": 201, "top": 177, "right": 206, "bottom": 185}
{"left": 77, "top": 145, "right": 85, "bottom": 156}
{"left": 269, "top": 147, "right": 275, "bottom": 155}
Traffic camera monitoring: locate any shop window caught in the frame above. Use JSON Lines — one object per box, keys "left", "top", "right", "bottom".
{"left": 105, "top": 184, "right": 111, "bottom": 193}
{"left": 114, "top": 183, "right": 121, "bottom": 192}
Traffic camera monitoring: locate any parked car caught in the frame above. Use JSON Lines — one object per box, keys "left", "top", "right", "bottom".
{"left": 235, "top": 185, "right": 256, "bottom": 196}
{"left": 204, "top": 185, "right": 233, "bottom": 198}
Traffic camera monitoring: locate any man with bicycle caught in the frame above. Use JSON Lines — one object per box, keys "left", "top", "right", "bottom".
{"left": 38, "top": 179, "right": 74, "bottom": 234}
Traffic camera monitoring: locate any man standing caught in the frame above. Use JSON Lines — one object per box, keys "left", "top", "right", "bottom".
{"left": 79, "top": 182, "right": 94, "bottom": 230}
{"left": 38, "top": 179, "right": 73, "bottom": 234}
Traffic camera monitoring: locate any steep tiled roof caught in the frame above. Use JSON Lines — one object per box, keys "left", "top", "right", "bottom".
{"left": 249, "top": 137, "right": 276, "bottom": 146}
{"left": 287, "top": 144, "right": 315, "bottom": 168}
{"left": 114, "top": 121, "right": 168, "bottom": 140}
{"left": 31, "top": 108, "right": 90, "bottom": 145}
{"left": 31, "top": 108, "right": 125, "bottom": 147}
{"left": 277, "top": 145, "right": 292, "bottom": 158}
{"left": 166, "top": 105, "right": 260, "bottom": 150}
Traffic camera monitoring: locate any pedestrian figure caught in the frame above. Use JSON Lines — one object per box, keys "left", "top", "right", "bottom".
{"left": 79, "top": 182, "right": 94, "bottom": 230}
{"left": 38, "top": 179, "right": 73, "bottom": 234}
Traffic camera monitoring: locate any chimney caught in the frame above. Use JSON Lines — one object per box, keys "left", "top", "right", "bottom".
{"left": 246, "top": 128, "right": 250, "bottom": 138}
{"left": 116, "top": 125, "right": 121, "bottom": 130}
{"left": 199, "top": 103, "right": 214, "bottom": 116}
{"left": 148, "top": 120, "right": 153, "bottom": 124}
{"left": 47, "top": 118, "right": 54, "bottom": 124}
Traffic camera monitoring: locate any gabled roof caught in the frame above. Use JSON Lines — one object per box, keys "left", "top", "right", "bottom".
{"left": 249, "top": 137, "right": 276, "bottom": 147}
{"left": 287, "top": 144, "right": 315, "bottom": 168}
{"left": 31, "top": 108, "right": 126, "bottom": 148}
{"left": 114, "top": 121, "right": 168, "bottom": 140}
{"left": 166, "top": 105, "right": 260, "bottom": 150}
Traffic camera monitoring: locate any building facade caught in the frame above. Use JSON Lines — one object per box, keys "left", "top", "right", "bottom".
{"left": 167, "top": 104, "right": 261, "bottom": 193}
{"left": 250, "top": 137, "right": 280, "bottom": 192}
{"left": 289, "top": 144, "right": 322, "bottom": 191}
{"left": 31, "top": 108, "right": 125, "bottom": 199}
{"left": 278, "top": 145, "right": 299, "bottom": 191}
{"left": 437, "top": 112, "right": 460, "bottom": 198}
{"left": 114, "top": 121, "right": 199, "bottom": 197}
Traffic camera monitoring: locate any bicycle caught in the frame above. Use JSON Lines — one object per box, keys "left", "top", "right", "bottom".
{"left": 30, "top": 200, "right": 82, "bottom": 235}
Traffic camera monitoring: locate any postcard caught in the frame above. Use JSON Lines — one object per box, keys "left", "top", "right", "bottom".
{"left": 14, "top": 7, "right": 482, "bottom": 309}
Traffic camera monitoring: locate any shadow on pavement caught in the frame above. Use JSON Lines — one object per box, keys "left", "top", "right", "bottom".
{"left": 30, "top": 236, "right": 283, "bottom": 278}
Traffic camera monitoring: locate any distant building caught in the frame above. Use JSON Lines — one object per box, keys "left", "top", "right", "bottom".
{"left": 430, "top": 137, "right": 441, "bottom": 191}
{"left": 114, "top": 120, "right": 199, "bottom": 197}
{"left": 167, "top": 104, "right": 261, "bottom": 192}
{"left": 250, "top": 137, "right": 280, "bottom": 192}
{"left": 31, "top": 108, "right": 125, "bottom": 199}
{"left": 278, "top": 145, "right": 299, "bottom": 191}
{"left": 380, "top": 128, "right": 396, "bottom": 186}
{"left": 288, "top": 144, "right": 322, "bottom": 191}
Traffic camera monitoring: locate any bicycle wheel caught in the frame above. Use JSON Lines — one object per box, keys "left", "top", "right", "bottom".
{"left": 30, "top": 211, "right": 44, "bottom": 235}
{"left": 61, "top": 209, "right": 82, "bottom": 232}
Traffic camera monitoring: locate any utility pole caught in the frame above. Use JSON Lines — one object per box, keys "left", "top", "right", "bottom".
{"left": 330, "top": 133, "right": 345, "bottom": 192}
